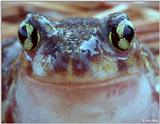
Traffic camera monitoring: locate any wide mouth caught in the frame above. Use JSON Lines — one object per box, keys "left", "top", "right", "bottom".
{"left": 20, "top": 68, "right": 141, "bottom": 89}
{"left": 20, "top": 46, "right": 143, "bottom": 89}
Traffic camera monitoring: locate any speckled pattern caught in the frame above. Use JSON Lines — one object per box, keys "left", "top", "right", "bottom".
{"left": 14, "top": 13, "right": 146, "bottom": 83}
{"left": 52, "top": 18, "right": 101, "bottom": 54}
{"left": 2, "top": 3, "right": 159, "bottom": 122}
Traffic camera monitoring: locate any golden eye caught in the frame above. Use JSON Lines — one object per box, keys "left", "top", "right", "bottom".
{"left": 18, "top": 21, "right": 40, "bottom": 51}
{"left": 118, "top": 38, "right": 129, "bottom": 50}
{"left": 109, "top": 19, "right": 135, "bottom": 51}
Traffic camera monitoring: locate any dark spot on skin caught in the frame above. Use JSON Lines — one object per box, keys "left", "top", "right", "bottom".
{"left": 2, "top": 61, "right": 20, "bottom": 101}
{"left": 116, "top": 59, "right": 128, "bottom": 72}
{"left": 112, "top": 89, "right": 117, "bottom": 96}
{"left": 118, "top": 89, "right": 125, "bottom": 95}
{"left": 72, "top": 54, "right": 90, "bottom": 76}
{"left": 152, "top": 90, "right": 159, "bottom": 104}
{"left": 43, "top": 36, "right": 63, "bottom": 56}
{"left": 5, "top": 97, "right": 17, "bottom": 123}
{"left": 26, "top": 61, "right": 33, "bottom": 76}
{"left": 5, "top": 104, "right": 15, "bottom": 123}
{"left": 89, "top": 54, "right": 102, "bottom": 63}
{"left": 54, "top": 52, "right": 69, "bottom": 74}
{"left": 4, "top": 81, "right": 17, "bottom": 123}
{"left": 2, "top": 70, "right": 14, "bottom": 100}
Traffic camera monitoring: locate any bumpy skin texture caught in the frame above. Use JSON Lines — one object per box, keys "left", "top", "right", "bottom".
{"left": 17, "top": 13, "right": 140, "bottom": 83}
{"left": 2, "top": 13, "right": 159, "bottom": 123}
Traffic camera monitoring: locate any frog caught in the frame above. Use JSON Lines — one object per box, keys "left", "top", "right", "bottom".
{"left": 2, "top": 12, "right": 159, "bottom": 123}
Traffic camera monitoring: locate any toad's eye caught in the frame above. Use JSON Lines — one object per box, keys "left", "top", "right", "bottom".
{"left": 109, "top": 19, "right": 135, "bottom": 51}
{"left": 18, "top": 22, "right": 40, "bottom": 51}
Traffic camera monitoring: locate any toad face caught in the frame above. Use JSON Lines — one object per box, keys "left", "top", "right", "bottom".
{"left": 18, "top": 12, "right": 140, "bottom": 84}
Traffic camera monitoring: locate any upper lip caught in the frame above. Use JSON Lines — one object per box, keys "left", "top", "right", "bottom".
{"left": 23, "top": 70, "right": 139, "bottom": 90}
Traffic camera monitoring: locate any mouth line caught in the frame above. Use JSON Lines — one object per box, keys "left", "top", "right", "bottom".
{"left": 21, "top": 70, "right": 140, "bottom": 89}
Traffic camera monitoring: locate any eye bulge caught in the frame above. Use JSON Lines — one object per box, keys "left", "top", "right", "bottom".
{"left": 107, "top": 13, "right": 135, "bottom": 52}
{"left": 18, "top": 21, "right": 40, "bottom": 51}
{"left": 18, "top": 13, "right": 55, "bottom": 52}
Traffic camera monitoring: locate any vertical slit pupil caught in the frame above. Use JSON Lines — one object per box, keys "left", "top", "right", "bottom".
{"left": 123, "top": 26, "right": 134, "bottom": 43}
{"left": 18, "top": 25, "right": 39, "bottom": 51}
{"left": 30, "top": 28, "right": 38, "bottom": 51}
{"left": 111, "top": 30, "right": 123, "bottom": 50}
{"left": 18, "top": 26, "right": 28, "bottom": 44}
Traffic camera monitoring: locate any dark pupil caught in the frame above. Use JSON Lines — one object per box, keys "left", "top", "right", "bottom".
{"left": 18, "top": 26, "right": 28, "bottom": 44}
{"left": 18, "top": 25, "right": 38, "bottom": 51}
{"left": 123, "top": 26, "right": 134, "bottom": 43}
{"left": 111, "top": 30, "right": 124, "bottom": 50}
{"left": 30, "top": 28, "right": 38, "bottom": 50}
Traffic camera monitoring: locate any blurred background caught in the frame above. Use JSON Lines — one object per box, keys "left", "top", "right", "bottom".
{"left": 1, "top": 1, "right": 160, "bottom": 61}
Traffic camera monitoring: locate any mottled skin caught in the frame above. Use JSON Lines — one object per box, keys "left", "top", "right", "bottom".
{"left": 17, "top": 13, "right": 141, "bottom": 83}
{"left": 2, "top": 13, "right": 159, "bottom": 123}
